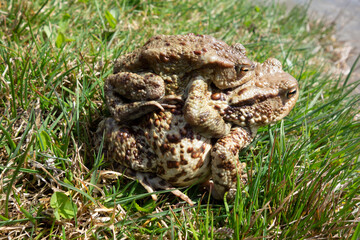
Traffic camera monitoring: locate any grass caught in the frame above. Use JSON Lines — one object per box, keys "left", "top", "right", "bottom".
{"left": 0, "top": 0, "right": 359, "bottom": 239}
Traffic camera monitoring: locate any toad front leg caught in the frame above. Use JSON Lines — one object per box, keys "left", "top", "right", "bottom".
{"left": 211, "top": 127, "right": 254, "bottom": 200}
{"left": 184, "top": 76, "right": 231, "bottom": 138}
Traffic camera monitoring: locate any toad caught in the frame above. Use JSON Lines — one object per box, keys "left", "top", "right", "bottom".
{"left": 97, "top": 58, "right": 299, "bottom": 204}
{"left": 105, "top": 33, "right": 255, "bottom": 138}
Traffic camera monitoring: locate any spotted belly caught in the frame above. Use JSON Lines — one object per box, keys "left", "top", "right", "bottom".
{"left": 144, "top": 111, "right": 212, "bottom": 186}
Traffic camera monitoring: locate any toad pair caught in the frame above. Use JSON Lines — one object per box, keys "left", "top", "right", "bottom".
{"left": 97, "top": 34, "right": 299, "bottom": 205}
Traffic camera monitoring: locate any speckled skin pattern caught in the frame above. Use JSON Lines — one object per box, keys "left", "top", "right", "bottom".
{"left": 97, "top": 58, "right": 299, "bottom": 204}
{"left": 104, "top": 33, "right": 255, "bottom": 138}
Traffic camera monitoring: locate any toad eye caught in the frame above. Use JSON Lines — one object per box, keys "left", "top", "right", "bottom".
{"left": 287, "top": 88, "right": 297, "bottom": 98}
{"left": 241, "top": 67, "right": 250, "bottom": 72}
{"left": 235, "top": 64, "right": 254, "bottom": 73}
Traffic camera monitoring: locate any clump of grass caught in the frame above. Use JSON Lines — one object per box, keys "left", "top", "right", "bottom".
{"left": 0, "top": 0, "right": 359, "bottom": 239}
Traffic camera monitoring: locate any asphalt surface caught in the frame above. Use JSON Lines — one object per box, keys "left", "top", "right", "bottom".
{"left": 281, "top": 0, "right": 360, "bottom": 93}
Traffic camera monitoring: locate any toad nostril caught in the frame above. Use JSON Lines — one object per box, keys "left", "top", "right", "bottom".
{"left": 211, "top": 93, "right": 221, "bottom": 100}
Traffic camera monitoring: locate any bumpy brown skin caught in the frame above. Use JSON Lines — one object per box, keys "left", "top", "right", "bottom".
{"left": 210, "top": 59, "right": 299, "bottom": 199}
{"left": 104, "top": 33, "right": 255, "bottom": 138}
{"left": 97, "top": 58, "right": 299, "bottom": 204}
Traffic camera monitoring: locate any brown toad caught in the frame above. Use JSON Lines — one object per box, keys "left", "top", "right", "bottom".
{"left": 97, "top": 58, "right": 299, "bottom": 205}
{"left": 105, "top": 33, "right": 254, "bottom": 138}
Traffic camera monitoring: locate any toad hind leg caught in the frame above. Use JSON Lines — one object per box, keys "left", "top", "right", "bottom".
{"left": 105, "top": 72, "right": 166, "bottom": 122}
{"left": 97, "top": 118, "right": 194, "bottom": 205}
{"left": 134, "top": 170, "right": 195, "bottom": 205}
{"left": 118, "top": 167, "right": 194, "bottom": 205}
{"left": 211, "top": 127, "right": 253, "bottom": 200}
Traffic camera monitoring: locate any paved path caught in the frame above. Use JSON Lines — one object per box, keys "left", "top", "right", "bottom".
{"left": 279, "top": 0, "right": 360, "bottom": 94}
